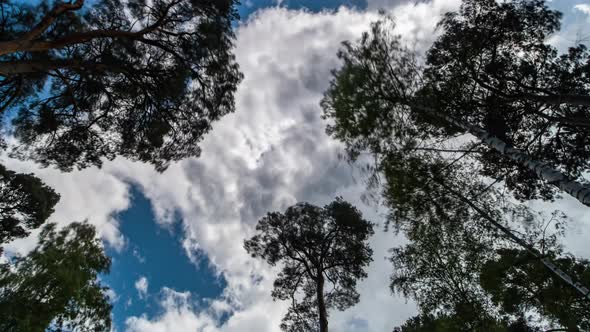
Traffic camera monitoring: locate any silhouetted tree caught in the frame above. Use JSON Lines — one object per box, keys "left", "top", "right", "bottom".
{"left": 420, "top": 0, "right": 590, "bottom": 201}
{"left": 321, "top": 2, "right": 590, "bottom": 329}
{"left": 381, "top": 150, "right": 590, "bottom": 330}
{"left": 0, "top": 222, "right": 112, "bottom": 332}
{"left": 386, "top": 157, "right": 502, "bottom": 330}
{"left": 393, "top": 315, "right": 540, "bottom": 332}
{"left": 321, "top": 0, "right": 590, "bottom": 206}
{"left": 0, "top": 0, "right": 242, "bottom": 171}
{"left": 0, "top": 163, "right": 59, "bottom": 252}
{"left": 244, "top": 198, "right": 374, "bottom": 332}
{"left": 480, "top": 249, "right": 590, "bottom": 330}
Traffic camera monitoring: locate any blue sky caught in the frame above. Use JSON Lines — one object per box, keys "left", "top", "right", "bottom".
{"left": 103, "top": 188, "right": 226, "bottom": 330}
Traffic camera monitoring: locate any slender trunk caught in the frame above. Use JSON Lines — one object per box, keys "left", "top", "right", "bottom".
{"left": 413, "top": 105, "right": 590, "bottom": 208}
{"left": 434, "top": 177, "right": 590, "bottom": 300}
{"left": 316, "top": 270, "right": 328, "bottom": 332}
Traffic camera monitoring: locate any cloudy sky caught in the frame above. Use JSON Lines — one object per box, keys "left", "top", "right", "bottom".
{"left": 4, "top": 0, "right": 590, "bottom": 331}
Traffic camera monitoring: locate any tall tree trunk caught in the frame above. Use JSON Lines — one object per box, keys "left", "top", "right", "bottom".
{"left": 413, "top": 105, "right": 590, "bottom": 208}
{"left": 316, "top": 270, "right": 329, "bottom": 332}
{"left": 433, "top": 177, "right": 590, "bottom": 300}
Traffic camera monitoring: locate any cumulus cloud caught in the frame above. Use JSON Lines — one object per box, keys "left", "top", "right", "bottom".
{"left": 135, "top": 276, "right": 149, "bottom": 300}
{"left": 2, "top": 158, "right": 130, "bottom": 254}
{"left": 574, "top": 3, "right": 590, "bottom": 15}
{"left": 120, "top": 2, "right": 457, "bottom": 331}
{"left": 126, "top": 288, "right": 219, "bottom": 331}
{"left": 105, "top": 288, "right": 119, "bottom": 303}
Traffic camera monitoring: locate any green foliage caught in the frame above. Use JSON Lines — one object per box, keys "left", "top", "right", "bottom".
{"left": 244, "top": 198, "right": 374, "bottom": 332}
{"left": 385, "top": 153, "right": 506, "bottom": 329}
{"left": 0, "top": 0, "right": 242, "bottom": 171}
{"left": 320, "top": 0, "right": 590, "bottom": 329}
{"left": 0, "top": 163, "right": 60, "bottom": 249}
{"left": 322, "top": 0, "right": 590, "bottom": 202}
{"left": 393, "top": 314, "right": 540, "bottom": 332}
{"left": 480, "top": 249, "right": 590, "bottom": 330}
{"left": 421, "top": 0, "right": 590, "bottom": 201}
{"left": 0, "top": 222, "right": 112, "bottom": 332}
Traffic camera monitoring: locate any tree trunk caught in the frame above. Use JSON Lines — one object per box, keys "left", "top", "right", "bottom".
{"left": 0, "top": 60, "right": 126, "bottom": 76}
{"left": 316, "top": 270, "right": 329, "bottom": 332}
{"left": 413, "top": 105, "right": 590, "bottom": 208}
{"left": 433, "top": 177, "right": 590, "bottom": 300}
{"left": 523, "top": 93, "right": 590, "bottom": 107}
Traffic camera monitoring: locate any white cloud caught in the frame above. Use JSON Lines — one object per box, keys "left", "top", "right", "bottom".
{"left": 105, "top": 288, "right": 119, "bottom": 303}
{"left": 1, "top": 158, "right": 130, "bottom": 254}
{"left": 574, "top": 3, "right": 590, "bottom": 15}
{"left": 126, "top": 288, "right": 219, "bottom": 332}
{"left": 135, "top": 276, "right": 149, "bottom": 300}
{"left": 132, "top": 248, "right": 146, "bottom": 264}
{"left": 121, "top": 2, "right": 455, "bottom": 331}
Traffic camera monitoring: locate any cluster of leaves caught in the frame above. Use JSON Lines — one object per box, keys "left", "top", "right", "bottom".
{"left": 0, "top": 222, "right": 112, "bottom": 332}
{"left": 0, "top": 163, "right": 60, "bottom": 249}
{"left": 323, "top": 0, "right": 590, "bottom": 202}
{"left": 480, "top": 249, "right": 590, "bottom": 330}
{"left": 420, "top": 0, "right": 590, "bottom": 200}
{"left": 1, "top": 0, "right": 242, "bottom": 171}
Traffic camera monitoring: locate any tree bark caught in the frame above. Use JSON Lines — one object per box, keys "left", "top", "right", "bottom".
{"left": 433, "top": 177, "right": 590, "bottom": 300}
{"left": 0, "top": 0, "right": 177, "bottom": 56}
{"left": 0, "top": 30, "right": 146, "bottom": 55}
{"left": 413, "top": 105, "right": 590, "bottom": 208}
{"left": 316, "top": 270, "right": 329, "bottom": 332}
{"left": 0, "top": 0, "right": 84, "bottom": 55}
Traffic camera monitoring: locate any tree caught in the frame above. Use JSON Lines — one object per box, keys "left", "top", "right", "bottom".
{"left": 321, "top": 1, "right": 590, "bottom": 206}
{"left": 419, "top": 0, "right": 590, "bottom": 201}
{"left": 480, "top": 249, "right": 590, "bottom": 330}
{"left": 0, "top": 222, "right": 112, "bottom": 332}
{"left": 320, "top": 3, "right": 590, "bottom": 328}
{"left": 381, "top": 149, "right": 590, "bottom": 330}
{"left": 385, "top": 156, "right": 504, "bottom": 330}
{"left": 0, "top": 0, "right": 242, "bottom": 171}
{"left": 244, "top": 198, "right": 374, "bottom": 332}
{"left": 0, "top": 163, "right": 60, "bottom": 252}
{"left": 393, "top": 315, "right": 540, "bottom": 332}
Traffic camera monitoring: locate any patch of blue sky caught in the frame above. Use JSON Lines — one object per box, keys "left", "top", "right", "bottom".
{"left": 102, "top": 187, "right": 226, "bottom": 331}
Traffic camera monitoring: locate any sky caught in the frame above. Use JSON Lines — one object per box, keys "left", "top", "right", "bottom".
{"left": 3, "top": 0, "right": 590, "bottom": 331}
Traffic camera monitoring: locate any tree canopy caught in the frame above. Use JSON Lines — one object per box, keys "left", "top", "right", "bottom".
{"left": 244, "top": 198, "right": 374, "bottom": 332}
{"left": 0, "top": 163, "right": 60, "bottom": 251}
{"left": 321, "top": 3, "right": 590, "bottom": 326}
{"left": 321, "top": 0, "right": 590, "bottom": 204}
{"left": 420, "top": 0, "right": 590, "bottom": 201}
{"left": 0, "top": 0, "right": 242, "bottom": 171}
{"left": 0, "top": 222, "right": 112, "bottom": 332}
{"left": 382, "top": 150, "right": 590, "bottom": 330}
